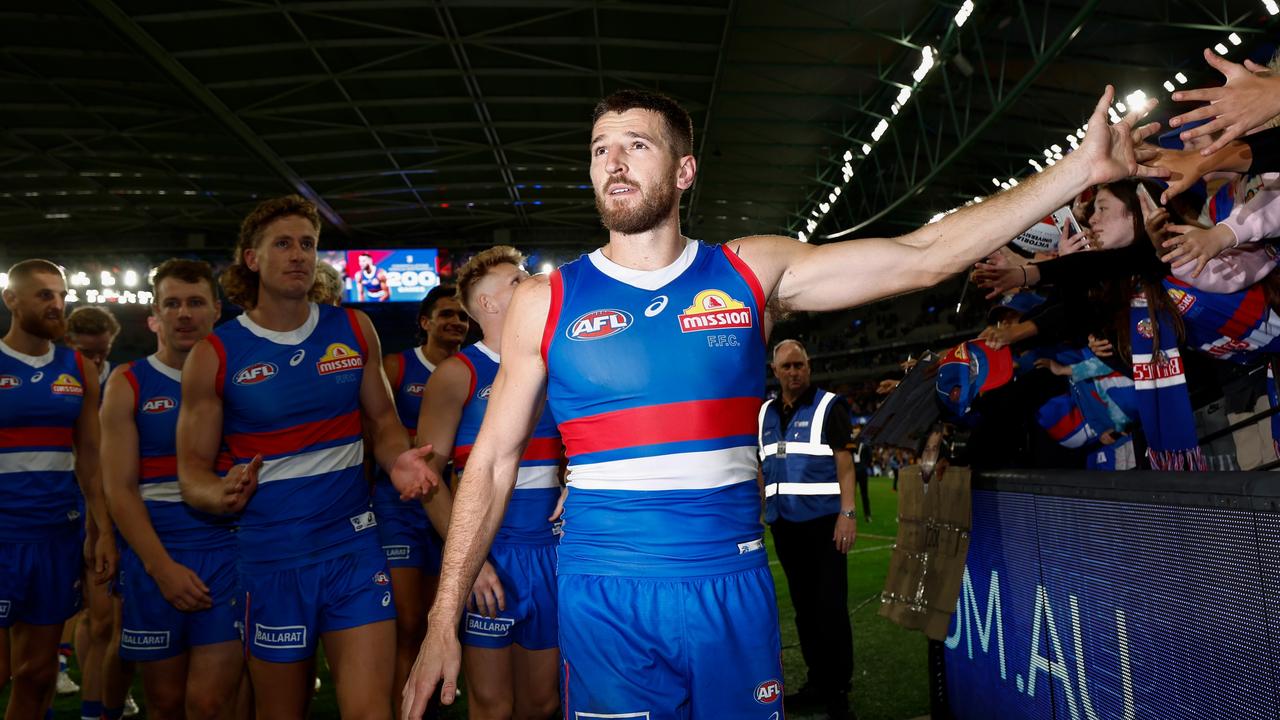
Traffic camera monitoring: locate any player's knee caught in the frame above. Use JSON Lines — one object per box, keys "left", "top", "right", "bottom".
{"left": 471, "top": 699, "right": 515, "bottom": 720}
{"left": 87, "top": 613, "right": 114, "bottom": 645}
{"left": 144, "top": 687, "right": 186, "bottom": 720}
{"left": 184, "top": 687, "right": 228, "bottom": 720}
{"left": 514, "top": 695, "right": 560, "bottom": 720}
{"left": 11, "top": 654, "right": 57, "bottom": 691}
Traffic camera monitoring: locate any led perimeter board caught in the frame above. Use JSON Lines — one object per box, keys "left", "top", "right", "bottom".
{"left": 942, "top": 470, "right": 1280, "bottom": 720}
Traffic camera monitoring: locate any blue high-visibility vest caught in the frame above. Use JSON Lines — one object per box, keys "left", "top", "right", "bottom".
{"left": 759, "top": 388, "right": 842, "bottom": 523}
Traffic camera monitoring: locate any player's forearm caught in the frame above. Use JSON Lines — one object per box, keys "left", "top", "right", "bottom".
{"left": 370, "top": 411, "right": 412, "bottom": 475}
{"left": 429, "top": 458, "right": 514, "bottom": 623}
{"left": 421, "top": 479, "right": 455, "bottom": 538}
{"left": 177, "top": 461, "right": 228, "bottom": 514}
{"left": 907, "top": 152, "right": 1093, "bottom": 280}
{"left": 106, "top": 484, "right": 172, "bottom": 574}
{"left": 77, "top": 454, "right": 112, "bottom": 532}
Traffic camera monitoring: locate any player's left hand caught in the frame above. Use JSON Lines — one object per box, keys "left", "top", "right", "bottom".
{"left": 391, "top": 444, "right": 442, "bottom": 501}
{"left": 1077, "top": 85, "right": 1166, "bottom": 187}
{"left": 468, "top": 561, "right": 506, "bottom": 619}
{"left": 93, "top": 529, "right": 118, "bottom": 584}
{"left": 833, "top": 514, "right": 857, "bottom": 554}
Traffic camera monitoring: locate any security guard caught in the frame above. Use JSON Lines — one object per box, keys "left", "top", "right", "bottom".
{"left": 759, "top": 338, "right": 857, "bottom": 720}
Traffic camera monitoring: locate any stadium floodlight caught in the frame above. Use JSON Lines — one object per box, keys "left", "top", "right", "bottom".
{"left": 1053, "top": 152, "right": 1064, "bottom": 160}
{"left": 1029, "top": 159, "right": 1043, "bottom": 171}
{"left": 929, "top": 212, "right": 946, "bottom": 224}
{"left": 871, "top": 119, "right": 890, "bottom": 141}
{"left": 1214, "top": 42, "right": 1229, "bottom": 55}
{"left": 991, "top": 178, "right": 1001, "bottom": 187}
{"left": 0, "top": 273, "right": 7, "bottom": 290}
{"left": 1175, "top": 72, "right": 1188, "bottom": 84}
{"left": 123, "top": 269, "right": 138, "bottom": 288}
{"left": 842, "top": 149, "right": 853, "bottom": 162}
{"left": 798, "top": 231, "right": 808, "bottom": 243}
{"left": 828, "top": 192, "right": 838, "bottom": 203}
{"left": 1115, "top": 101, "right": 1127, "bottom": 113}
{"left": 954, "top": 0, "right": 975, "bottom": 26}
{"left": 1266, "top": 0, "right": 1280, "bottom": 15}
{"left": 100, "top": 271, "right": 115, "bottom": 287}
{"left": 1164, "top": 80, "right": 1176, "bottom": 92}
{"left": 539, "top": 262, "right": 553, "bottom": 275}
{"left": 833, "top": 187, "right": 841, "bottom": 197}
{"left": 861, "top": 143, "right": 872, "bottom": 155}
{"left": 819, "top": 202, "right": 830, "bottom": 213}
{"left": 973, "top": 196, "right": 983, "bottom": 203}
{"left": 1228, "top": 32, "right": 1242, "bottom": 46}
{"left": 912, "top": 46, "right": 936, "bottom": 83}
{"left": 1050, "top": 144, "right": 1062, "bottom": 153}
{"left": 1125, "top": 90, "right": 1146, "bottom": 110}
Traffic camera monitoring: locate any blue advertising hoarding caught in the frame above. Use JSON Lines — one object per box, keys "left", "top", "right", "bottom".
{"left": 945, "top": 482, "right": 1277, "bottom": 719}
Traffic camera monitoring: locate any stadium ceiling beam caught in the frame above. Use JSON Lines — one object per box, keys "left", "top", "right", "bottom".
{"left": 276, "top": 5, "right": 436, "bottom": 225}
{"left": 167, "top": 35, "right": 720, "bottom": 61}
{"left": 433, "top": 1, "right": 528, "bottom": 225}
{"left": 684, "top": 0, "right": 736, "bottom": 229}
{"left": 239, "top": 96, "right": 606, "bottom": 119}
{"left": 205, "top": 67, "right": 715, "bottom": 91}
{"left": 798, "top": 0, "right": 1101, "bottom": 239}
{"left": 83, "top": 0, "right": 351, "bottom": 234}
{"left": 132, "top": 1, "right": 728, "bottom": 24}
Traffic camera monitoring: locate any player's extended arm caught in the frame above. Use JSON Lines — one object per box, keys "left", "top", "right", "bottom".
{"left": 355, "top": 311, "right": 437, "bottom": 499}
{"left": 413, "top": 358, "right": 471, "bottom": 537}
{"left": 402, "top": 275, "right": 551, "bottom": 717}
{"left": 733, "top": 86, "right": 1162, "bottom": 312}
{"left": 74, "top": 358, "right": 112, "bottom": 579}
{"left": 178, "top": 340, "right": 258, "bottom": 514}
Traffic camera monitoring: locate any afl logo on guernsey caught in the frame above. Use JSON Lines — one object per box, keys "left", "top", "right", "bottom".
{"left": 566, "top": 309, "right": 632, "bottom": 341}
{"left": 0, "top": 375, "right": 20, "bottom": 390}
{"left": 754, "top": 679, "right": 783, "bottom": 704}
{"left": 50, "top": 373, "right": 84, "bottom": 396}
{"left": 142, "top": 397, "right": 177, "bottom": 414}
{"left": 678, "top": 289, "right": 752, "bottom": 333}
{"left": 316, "top": 343, "right": 364, "bottom": 375}
{"left": 234, "top": 362, "right": 278, "bottom": 386}
{"left": 406, "top": 383, "right": 425, "bottom": 397}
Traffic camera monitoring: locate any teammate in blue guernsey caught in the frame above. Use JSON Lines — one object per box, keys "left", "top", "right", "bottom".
{"left": 0, "top": 259, "right": 109, "bottom": 718}
{"left": 375, "top": 284, "right": 469, "bottom": 719}
{"left": 413, "top": 246, "right": 564, "bottom": 720}
{"left": 177, "top": 195, "right": 438, "bottom": 720}
{"left": 402, "top": 88, "right": 1163, "bottom": 719}
{"left": 101, "top": 259, "right": 244, "bottom": 719}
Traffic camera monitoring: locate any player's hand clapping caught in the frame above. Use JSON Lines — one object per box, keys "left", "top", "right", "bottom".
{"left": 222, "top": 454, "right": 262, "bottom": 513}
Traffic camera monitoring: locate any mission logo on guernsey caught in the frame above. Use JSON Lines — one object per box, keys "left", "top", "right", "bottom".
{"left": 50, "top": 373, "right": 84, "bottom": 396}
{"left": 317, "top": 343, "right": 363, "bottom": 375}
{"left": 677, "top": 289, "right": 752, "bottom": 332}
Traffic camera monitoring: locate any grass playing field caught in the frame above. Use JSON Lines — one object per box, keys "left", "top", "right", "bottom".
{"left": 24, "top": 475, "right": 928, "bottom": 719}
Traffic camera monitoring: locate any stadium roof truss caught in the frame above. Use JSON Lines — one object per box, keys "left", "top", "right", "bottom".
{"left": 0, "top": 0, "right": 1275, "bottom": 257}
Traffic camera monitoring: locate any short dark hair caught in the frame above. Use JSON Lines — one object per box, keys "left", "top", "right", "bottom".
{"left": 151, "top": 258, "right": 217, "bottom": 304}
{"left": 592, "top": 89, "right": 694, "bottom": 158}
{"left": 416, "top": 284, "right": 458, "bottom": 343}
{"left": 6, "top": 258, "right": 65, "bottom": 287}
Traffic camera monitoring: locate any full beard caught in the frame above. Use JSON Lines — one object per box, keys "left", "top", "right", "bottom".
{"left": 19, "top": 311, "right": 66, "bottom": 341}
{"left": 595, "top": 181, "right": 678, "bottom": 235}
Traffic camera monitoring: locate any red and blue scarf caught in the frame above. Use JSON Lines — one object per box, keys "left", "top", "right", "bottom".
{"left": 1130, "top": 293, "right": 1206, "bottom": 470}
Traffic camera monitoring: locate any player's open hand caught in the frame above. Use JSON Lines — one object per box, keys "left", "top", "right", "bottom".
{"left": 468, "top": 560, "right": 506, "bottom": 619}
{"left": 1170, "top": 49, "right": 1280, "bottom": 155}
{"left": 392, "top": 444, "right": 441, "bottom": 501}
{"left": 153, "top": 558, "right": 213, "bottom": 612}
{"left": 222, "top": 454, "right": 262, "bottom": 513}
{"left": 1078, "top": 85, "right": 1166, "bottom": 187}
{"left": 402, "top": 620, "right": 463, "bottom": 717}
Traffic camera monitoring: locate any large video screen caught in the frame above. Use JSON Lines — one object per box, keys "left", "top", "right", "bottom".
{"left": 319, "top": 249, "right": 440, "bottom": 303}
{"left": 944, "top": 486, "right": 1276, "bottom": 719}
